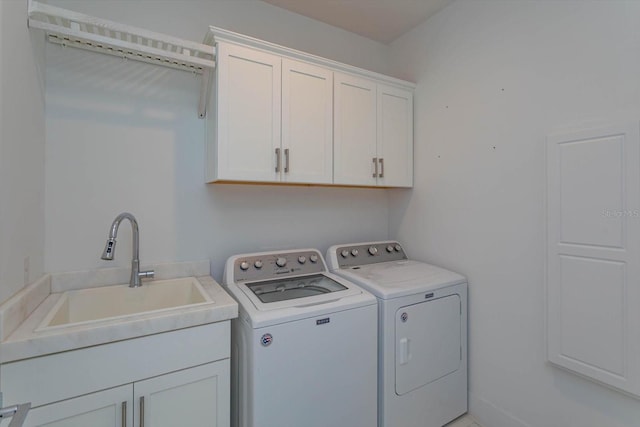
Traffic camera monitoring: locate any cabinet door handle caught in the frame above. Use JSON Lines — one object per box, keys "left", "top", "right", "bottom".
{"left": 121, "top": 401, "right": 127, "bottom": 427}
{"left": 379, "top": 158, "right": 384, "bottom": 178}
{"left": 284, "top": 148, "right": 290, "bottom": 173}
{"left": 275, "top": 148, "right": 281, "bottom": 173}
{"left": 372, "top": 157, "right": 378, "bottom": 178}
{"left": 140, "top": 396, "right": 145, "bottom": 427}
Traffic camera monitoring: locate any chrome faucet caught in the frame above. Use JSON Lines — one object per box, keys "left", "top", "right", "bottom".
{"left": 101, "top": 212, "right": 154, "bottom": 287}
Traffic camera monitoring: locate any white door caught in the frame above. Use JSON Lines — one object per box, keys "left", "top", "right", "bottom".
{"left": 546, "top": 122, "right": 640, "bottom": 397}
{"left": 133, "top": 361, "right": 230, "bottom": 427}
{"left": 21, "top": 385, "right": 132, "bottom": 427}
{"left": 213, "top": 42, "right": 281, "bottom": 182}
{"left": 333, "top": 73, "right": 377, "bottom": 186}
{"left": 395, "top": 295, "right": 462, "bottom": 395}
{"left": 377, "top": 85, "right": 413, "bottom": 187}
{"left": 282, "top": 59, "right": 333, "bottom": 184}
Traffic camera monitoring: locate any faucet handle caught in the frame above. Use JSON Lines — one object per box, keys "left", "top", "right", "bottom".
{"left": 138, "top": 270, "right": 155, "bottom": 281}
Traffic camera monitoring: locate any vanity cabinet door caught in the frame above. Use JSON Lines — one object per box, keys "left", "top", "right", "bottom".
{"left": 20, "top": 385, "right": 133, "bottom": 427}
{"left": 133, "top": 360, "right": 230, "bottom": 427}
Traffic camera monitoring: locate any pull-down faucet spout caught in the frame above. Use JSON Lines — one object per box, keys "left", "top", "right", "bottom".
{"left": 101, "top": 212, "right": 154, "bottom": 287}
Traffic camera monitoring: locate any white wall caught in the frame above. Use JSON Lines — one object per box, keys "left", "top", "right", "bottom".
{"left": 44, "top": 0, "right": 391, "bottom": 280}
{"left": 49, "top": 0, "right": 392, "bottom": 77}
{"left": 0, "top": 0, "right": 46, "bottom": 303}
{"left": 388, "top": 1, "right": 640, "bottom": 427}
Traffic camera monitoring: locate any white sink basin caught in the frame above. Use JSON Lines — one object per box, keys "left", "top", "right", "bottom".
{"left": 37, "top": 277, "right": 213, "bottom": 331}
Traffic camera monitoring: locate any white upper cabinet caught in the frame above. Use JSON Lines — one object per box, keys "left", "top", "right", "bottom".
{"left": 334, "top": 73, "right": 378, "bottom": 186}
{"left": 377, "top": 85, "right": 413, "bottom": 187}
{"left": 205, "top": 28, "right": 414, "bottom": 188}
{"left": 282, "top": 59, "right": 333, "bottom": 184}
{"left": 334, "top": 76, "right": 413, "bottom": 187}
{"left": 208, "top": 43, "right": 281, "bottom": 183}
{"left": 208, "top": 44, "right": 333, "bottom": 184}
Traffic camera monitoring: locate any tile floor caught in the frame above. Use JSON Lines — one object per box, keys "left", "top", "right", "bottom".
{"left": 445, "top": 414, "right": 484, "bottom": 427}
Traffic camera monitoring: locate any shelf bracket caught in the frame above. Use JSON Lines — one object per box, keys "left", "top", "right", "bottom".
{"left": 198, "top": 67, "right": 212, "bottom": 119}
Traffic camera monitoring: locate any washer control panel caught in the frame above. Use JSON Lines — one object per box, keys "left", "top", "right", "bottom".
{"left": 233, "top": 250, "right": 325, "bottom": 282}
{"left": 333, "top": 241, "right": 407, "bottom": 268}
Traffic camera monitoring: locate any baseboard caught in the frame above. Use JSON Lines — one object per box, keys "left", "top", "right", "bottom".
{"left": 470, "top": 393, "right": 530, "bottom": 427}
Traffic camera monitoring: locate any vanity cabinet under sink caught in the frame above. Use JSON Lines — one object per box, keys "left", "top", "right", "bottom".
{"left": 22, "top": 362, "right": 227, "bottom": 427}
{"left": 0, "top": 322, "right": 230, "bottom": 427}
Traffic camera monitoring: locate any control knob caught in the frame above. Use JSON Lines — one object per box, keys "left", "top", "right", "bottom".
{"left": 239, "top": 261, "right": 250, "bottom": 271}
{"left": 298, "top": 256, "right": 307, "bottom": 264}
{"left": 276, "top": 257, "right": 287, "bottom": 268}
{"left": 351, "top": 249, "right": 359, "bottom": 257}
{"left": 386, "top": 245, "right": 394, "bottom": 253}
{"left": 309, "top": 254, "right": 319, "bottom": 263}
{"left": 368, "top": 246, "right": 378, "bottom": 256}
{"left": 254, "top": 260, "right": 263, "bottom": 269}
{"left": 341, "top": 250, "right": 350, "bottom": 258}
{"left": 394, "top": 244, "right": 402, "bottom": 252}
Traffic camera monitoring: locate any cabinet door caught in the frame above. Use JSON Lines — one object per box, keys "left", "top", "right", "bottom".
{"left": 20, "top": 385, "right": 132, "bottom": 427}
{"left": 282, "top": 59, "right": 333, "bottom": 184}
{"left": 133, "top": 360, "right": 230, "bottom": 427}
{"left": 333, "top": 73, "right": 377, "bottom": 186}
{"left": 211, "top": 42, "right": 281, "bottom": 182}
{"left": 377, "top": 85, "right": 413, "bottom": 187}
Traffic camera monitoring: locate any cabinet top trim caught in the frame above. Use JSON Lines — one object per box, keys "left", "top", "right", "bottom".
{"left": 204, "top": 26, "right": 416, "bottom": 90}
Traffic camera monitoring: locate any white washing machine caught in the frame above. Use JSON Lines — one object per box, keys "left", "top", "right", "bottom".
{"left": 223, "top": 248, "right": 378, "bottom": 427}
{"left": 327, "top": 241, "right": 468, "bottom": 427}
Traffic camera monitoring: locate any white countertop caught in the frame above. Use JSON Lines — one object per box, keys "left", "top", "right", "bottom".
{"left": 0, "top": 261, "right": 238, "bottom": 364}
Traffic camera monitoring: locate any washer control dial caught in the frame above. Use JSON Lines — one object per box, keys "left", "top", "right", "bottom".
{"left": 254, "top": 260, "right": 263, "bottom": 269}
{"left": 276, "top": 257, "right": 287, "bottom": 268}
{"left": 309, "top": 254, "right": 319, "bottom": 263}
{"left": 394, "top": 244, "right": 402, "bottom": 252}
{"left": 368, "top": 246, "right": 378, "bottom": 256}
{"left": 351, "top": 249, "right": 359, "bottom": 257}
{"left": 386, "top": 245, "right": 394, "bottom": 253}
{"left": 240, "top": 261, "right": 250, "bottom": 271}
{"left": 298, "top": 256, "right": 307, "bottom": 264}
{"left": 341, "top": 249, "right": 350, "bottom": 258}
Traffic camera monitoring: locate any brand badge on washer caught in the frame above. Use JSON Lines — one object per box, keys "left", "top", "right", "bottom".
{"left": 401, "top": 312, "right": 408, "bottom": 322}
{"left": 260, "top": 333, "right": 273, "bottom": 346}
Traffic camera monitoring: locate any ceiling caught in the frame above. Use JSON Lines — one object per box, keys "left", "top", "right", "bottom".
{"left": 261, "top": 0, "right": 454, "bottom": 44}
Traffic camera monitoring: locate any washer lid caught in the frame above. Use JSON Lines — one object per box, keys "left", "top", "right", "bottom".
{"left": 336, "top": 260, "right": 466, "bottom": 299}
{"left": 245, "top": 274, "right": 347, "bottom": 303}
{"left": 235, "top": 272, "right": 368, "bottom": 312}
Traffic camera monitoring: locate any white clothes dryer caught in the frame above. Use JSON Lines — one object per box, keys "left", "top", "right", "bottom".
{"left": 327, "top": 241, "right": 468, "bottom": 427}
{"left": 223, "top": 248, "right": 378, "bottom": 427}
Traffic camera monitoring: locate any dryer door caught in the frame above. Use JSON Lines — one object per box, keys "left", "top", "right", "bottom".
{"left": 395, "top": 294, "right": 462, "bottom": 395}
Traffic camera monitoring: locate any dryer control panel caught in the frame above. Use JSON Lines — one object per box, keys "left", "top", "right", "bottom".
{"left": 231, "top": 249, "right": 326, "bottom": 283}
{"left": 331, "top": 241, "right": 408, "bottom": 268}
